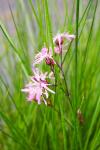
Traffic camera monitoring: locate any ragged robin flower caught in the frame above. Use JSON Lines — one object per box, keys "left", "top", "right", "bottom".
{"left": 53, "top": 32, "right": 75, "bottom": 54}
{"left": 33, "top": 47, "right": 55, "bottom": 66}
{"left": 21, "top": 68, "right": 55, "bottom": 105}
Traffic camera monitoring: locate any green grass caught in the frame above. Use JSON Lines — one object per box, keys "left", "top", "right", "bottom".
{"left": 0, "top": 0, "right": 100, "bottom": 150}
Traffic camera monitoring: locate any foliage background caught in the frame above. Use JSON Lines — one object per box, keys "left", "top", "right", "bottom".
{"left": 0, "top": 0, "right": 100, "bottom": 150}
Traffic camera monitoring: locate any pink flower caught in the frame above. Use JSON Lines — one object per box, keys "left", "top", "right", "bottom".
{"left": 54, "top": 46, "right": 62, "bottom": 54}
{"left": 21, "top": 68, "right": 55, "bottom": 105}
{"left": 33, "top": 47, "right": 55, "bottom": 66}
{"left": 53, "top": 33, "right": 75, "bottom": 54}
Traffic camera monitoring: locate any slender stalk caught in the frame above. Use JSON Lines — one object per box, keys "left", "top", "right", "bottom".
{"left": 62, "top": 41, "right": 73, "bottom": 65}
{"left": 55, "top": 61, "right": 72, "bottom": 110}
{"left": 75, "top": 0, "right": 80, "bottom": 112}
{"left": 56, "top": 62, "right": 69, "bottom": 97}
{"left": 73, "top": 0, "right": 80, "bottom": 149}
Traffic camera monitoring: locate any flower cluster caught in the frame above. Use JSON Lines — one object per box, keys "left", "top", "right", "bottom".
{"left": 33, "top": 47, "right": 55, "bottom": 67}
{"left": 22, "top": 32, "right": 75, "bottom": 105}
{"left": 21, "top": 68, "right": 55, "bottom": 105}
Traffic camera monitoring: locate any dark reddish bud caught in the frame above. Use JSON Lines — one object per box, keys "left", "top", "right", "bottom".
{"left": 60, "top": 37, "right": 64, "bottom": 45}
{"left": 55, "top": 39, "right": 59, "bottom": 46}
{"left": 55, "top": 37, "right": 64, "bottom": 46}
{"left": 45, "top": 57, "right": 55, "bottom": 66}
{"left": 45, "top": 57, "right": 51, "bottom": 65}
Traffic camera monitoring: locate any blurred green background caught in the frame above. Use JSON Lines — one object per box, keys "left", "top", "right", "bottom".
{"left": 0, "top": 0, "right": 100, "bottom": 150}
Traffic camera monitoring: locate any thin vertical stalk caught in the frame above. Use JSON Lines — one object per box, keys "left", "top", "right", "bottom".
{"left": 75, "top": 0, "right": 80, "bottom": 110}
{"left": 73, "top": 0, "right": 80, "bottom": 149}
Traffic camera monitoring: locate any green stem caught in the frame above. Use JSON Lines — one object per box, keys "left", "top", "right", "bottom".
{"left": 56, "top": 62, "right": 70, "bottom": 99}
{"left": 73, "top": 0, "right": 80, "bottom": 149}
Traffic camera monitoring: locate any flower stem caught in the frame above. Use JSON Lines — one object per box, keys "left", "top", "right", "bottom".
{"left": 55, "top": 61, "right": 72, "bottom": 110}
